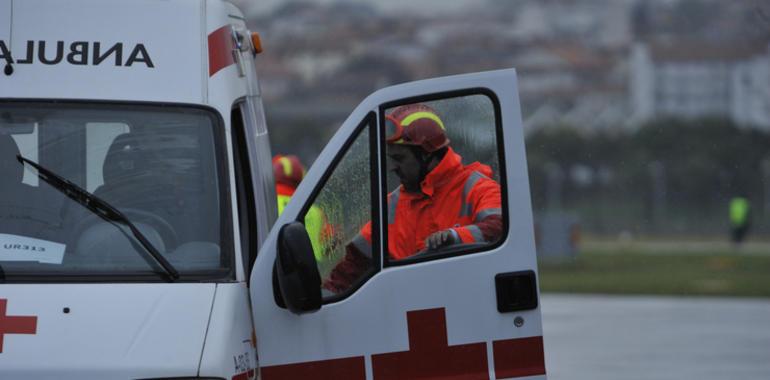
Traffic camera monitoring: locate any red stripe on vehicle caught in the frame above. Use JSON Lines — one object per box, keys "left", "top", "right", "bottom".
{"left": 231, "top": 368, "right": 255, "bottom": 380}
{"left": 208, "top": 25, "right": 235, "bottom": 76}
{"left": 260, "top": 356, "right": 366, "bottom": 380}
{"left": 371, "top": 308, "right": 489, "bottom": 380}
{"left": 492, "top": 336, "right": 546, "bottom": 378}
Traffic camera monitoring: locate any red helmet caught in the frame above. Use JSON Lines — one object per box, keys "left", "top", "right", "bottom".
{"left": 272, "top": 154, "right": 306, "bottom": 188}
{"left": 385, "top": 103, "right": 450, "bottom": 153}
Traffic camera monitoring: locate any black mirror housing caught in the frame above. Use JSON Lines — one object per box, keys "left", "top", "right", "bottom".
{"left": 275, "top": 221, "right": 322, "bottom": 314}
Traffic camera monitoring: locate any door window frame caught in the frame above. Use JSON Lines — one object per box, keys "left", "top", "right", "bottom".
{"left": 377, "top": 88, "right": 510, "bottom": 268}
{"left": 231, "top": 101, "right": 259, "bottom": 284}
{"left": 295, "top": 112, "right": 382, "bottom": 303}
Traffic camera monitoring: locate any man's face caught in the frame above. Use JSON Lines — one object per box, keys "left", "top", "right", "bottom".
{"left": 387, "top": 144, "right": 422, "bottom": 190}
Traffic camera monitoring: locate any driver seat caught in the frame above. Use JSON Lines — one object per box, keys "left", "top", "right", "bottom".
{"left": 93, "top": 133, "right": 154, "bottom": 204}
{"left": 65, "top": 133, "right": 176, "bottom": 253}
{"left": 62, "top": 133, "right": 159, "bottom": 237}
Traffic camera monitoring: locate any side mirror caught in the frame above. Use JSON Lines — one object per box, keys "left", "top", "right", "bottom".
{"left": 274, "top": 222, "right": 322, "bottom": 314}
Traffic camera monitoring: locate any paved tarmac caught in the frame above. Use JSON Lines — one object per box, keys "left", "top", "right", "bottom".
{"left": 541, "top": 294, "right": 770, "bottom": 380}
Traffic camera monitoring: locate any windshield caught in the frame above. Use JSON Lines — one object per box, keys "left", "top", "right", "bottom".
{"left": 0, "top": 102, "right": 232, "bottom": 281}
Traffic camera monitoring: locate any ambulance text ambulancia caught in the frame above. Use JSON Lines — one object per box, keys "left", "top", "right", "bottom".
{"left": 0, "top": 1, "right": 547, "bottom": 379}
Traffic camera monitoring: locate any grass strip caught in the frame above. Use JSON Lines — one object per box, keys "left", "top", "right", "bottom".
{"left": 538, "top": 250, "right": 770, "bottom": 298}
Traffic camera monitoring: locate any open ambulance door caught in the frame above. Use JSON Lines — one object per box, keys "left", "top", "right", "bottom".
{"left": 250, "top": 69, "right": 546, "bottom": 380}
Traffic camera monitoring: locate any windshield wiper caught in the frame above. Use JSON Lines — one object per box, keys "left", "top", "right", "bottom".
{"left": 16, "top": 155, "right": 180, "bottom": 281}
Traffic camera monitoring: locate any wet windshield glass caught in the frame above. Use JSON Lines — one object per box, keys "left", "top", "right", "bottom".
{"left": 0, "top": 102, "right": 231, "bottom": 280}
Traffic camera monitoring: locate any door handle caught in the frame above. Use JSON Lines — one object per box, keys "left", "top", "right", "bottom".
{"left": 495, "top": 270, "right": 538, "bottom": 313}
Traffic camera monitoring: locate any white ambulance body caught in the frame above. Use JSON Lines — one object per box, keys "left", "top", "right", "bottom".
{"left": 0, "top": 1, "right": 546, "bottom": 379}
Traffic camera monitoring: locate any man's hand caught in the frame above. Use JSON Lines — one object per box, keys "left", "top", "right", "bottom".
{"left": 425, "top": 229, "right": 457, "bottom": 250}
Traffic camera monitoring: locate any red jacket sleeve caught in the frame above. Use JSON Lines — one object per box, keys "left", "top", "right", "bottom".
{"left": 322, "top": 222, "right": 373, "bottom": 293}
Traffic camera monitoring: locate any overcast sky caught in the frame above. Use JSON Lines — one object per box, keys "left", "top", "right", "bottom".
{"left": 232, "top": 0, "right": 482, "bottom": 17}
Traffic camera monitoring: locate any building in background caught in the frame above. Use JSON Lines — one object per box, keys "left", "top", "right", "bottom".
{"left": 242, "top": 0, "right": 770, "bottom": 162}
{"left": 630, "top": 40, "right": 770, "bottom": 129}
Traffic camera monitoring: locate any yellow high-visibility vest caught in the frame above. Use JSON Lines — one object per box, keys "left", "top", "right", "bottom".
{"left": 730, "top": 197, "right": 749, "bottom": 227}
{"left": 277, "top": 193, "right": 327, "bottom": 261}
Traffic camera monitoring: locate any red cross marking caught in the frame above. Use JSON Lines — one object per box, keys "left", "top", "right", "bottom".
{"left": 371, "top": 307, "right": 489, "bottom": 380}
{"left": 0, "top": 299, "right": 38, "bottom": 353}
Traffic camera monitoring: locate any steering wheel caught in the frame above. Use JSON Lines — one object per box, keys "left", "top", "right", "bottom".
{"left": 71, "top": 208, "right": 178, "bottom": 250}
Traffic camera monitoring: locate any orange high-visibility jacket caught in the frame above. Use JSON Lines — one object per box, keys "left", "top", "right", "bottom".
{"left": 324, "top": 148, "right": 502, "bottom": 292}
{"left": 357, "top": 147, "right": 501, "bottom": 259}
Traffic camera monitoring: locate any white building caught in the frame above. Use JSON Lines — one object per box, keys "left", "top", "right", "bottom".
{"left": 630, "top": 40, "right": 770, "bottom": 129}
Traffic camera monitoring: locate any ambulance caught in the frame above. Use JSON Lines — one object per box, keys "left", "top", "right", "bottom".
{"left": 0, "top": 0, "right": 546, "bottom": 379}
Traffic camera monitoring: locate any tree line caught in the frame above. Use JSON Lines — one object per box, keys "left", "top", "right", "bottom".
{"left": 526, "top": 118, "right": 770, "bottom": 236}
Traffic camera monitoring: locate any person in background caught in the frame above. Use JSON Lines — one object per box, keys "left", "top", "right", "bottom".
{"left": 729, "top": 196, "right": 751, "bottom": 246}
{"left": 273, "top": 154, "right": 333, "bottom": 261}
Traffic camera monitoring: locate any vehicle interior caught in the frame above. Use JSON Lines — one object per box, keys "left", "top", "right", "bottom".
{"left": 0, "top": 103, "right": 232, "bottom": 279}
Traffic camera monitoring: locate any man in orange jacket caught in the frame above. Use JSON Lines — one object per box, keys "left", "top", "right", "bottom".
{"left": 324, "top": 103, "right": 503, "bottom": 293}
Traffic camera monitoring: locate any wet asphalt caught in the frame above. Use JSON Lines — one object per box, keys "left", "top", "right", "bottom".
{"left": 541, "top": 294, "right": 770, "bottom": 380}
